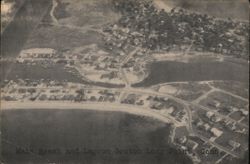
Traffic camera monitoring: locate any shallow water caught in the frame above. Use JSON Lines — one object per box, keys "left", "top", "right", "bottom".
{"left": 162, "top": 0, "right": 249, "bottom": 21}
{"left": 1, "top": 109, "right": 192, "bottom": 164}
{"left": 133, "top": 60, "right": 249, "bottom": 87}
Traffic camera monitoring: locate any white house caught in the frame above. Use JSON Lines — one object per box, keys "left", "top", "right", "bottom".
{"left": 19, "top": 48, "right": 56, "bottom": 58}
{"left": 210, "top": 127, "right": 223, "bottom": 137}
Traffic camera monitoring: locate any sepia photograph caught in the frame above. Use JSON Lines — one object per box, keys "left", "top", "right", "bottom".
{"left": 0, "top": 0, "right": 249, "bottom": 163}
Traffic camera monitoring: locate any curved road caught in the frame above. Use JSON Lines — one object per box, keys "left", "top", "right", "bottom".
{"left": 50, "top": 0, "right": 59, "bottom": 24}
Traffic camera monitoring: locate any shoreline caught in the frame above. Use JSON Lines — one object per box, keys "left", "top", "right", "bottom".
{"left": 1, "top": 101, "right": 195, "bottom": 164}
{"left": 132, "top": 55, "right": 249, "bottom": 87}
{"left": 1, "top": 101, "right": 173, "bottom": 125}
{"left": 1, "top": 101, "right": 198, "bottom": 163}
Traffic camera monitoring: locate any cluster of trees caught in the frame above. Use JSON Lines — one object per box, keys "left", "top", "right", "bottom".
{"left": 111, "top": 0, "right": 249, "bottom": 59}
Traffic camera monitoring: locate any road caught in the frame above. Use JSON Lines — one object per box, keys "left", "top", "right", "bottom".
{"left": 119, "top": 47, "right": 141, "bottom": 87}
{"left": 110, "top": 87, "right": 247, "bottom": 156}
{"left": 197, "top": 134, "right": 238, "bottom": 158}
{"left": 149, "top": 83, "right": 249, "bottom": 128}
{"left": 40, "top": 22, "right": 103, "bottom": 35}
{"left": 1, "top": 101, "right": 180, "bottom": 126}
{"left": 192, "top": 87, "right": 216, "bottom": 104}
{"left": 213, "top": 88, "right": 248, "bottom": 102}
{"left": 5, "top": 81, "right": 248, "bottom": 129}
{"left": 133, "top": 87, "right": 248, "bottom": 128}
{"left": 2, "top": 82, "right": 246, "bottom": 158}
{"left": 50, "top": 0, "right": 59, "bottom": 24}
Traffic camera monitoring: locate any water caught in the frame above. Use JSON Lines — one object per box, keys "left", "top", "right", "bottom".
{"left": 0, "top": 61, "right": 125, "bottom": 88}
{"left": 133, "top": 59, "right": 249, "bottom": 87}
{"left": 0, "top": 61, "right": 84, "bottom": 83}
{"left": 162, "top": 0, "right": 249, "bottom": 21}
{"left": 1, "top": 109, "right": 192, "bottom": 164}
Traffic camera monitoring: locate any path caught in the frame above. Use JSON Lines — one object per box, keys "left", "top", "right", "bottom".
{"left": 50, "top": 0, "right": 58, "bottom": 24}
{"left": 119, "top": 47, "right": 140, "bottom": 88}
{"left": 2, "top": 101, "right": 180, "bottom": 126}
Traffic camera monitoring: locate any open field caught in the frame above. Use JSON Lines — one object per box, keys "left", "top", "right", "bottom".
{"left": 1, "top": 0, "right": 51, "bottom": 58}
{"left": 24, "top": 25, "right": 104, "bottom": 51}
{"left": 156, "top": 82, "right": 211, "bottom": 101}
{"left": 210, "top": 81, "right": 249, "bottom": 99}
{"left": 23, "top": 0, "right": 121, "bottom": 52}
{"left": 54, "top": 0, "right": 120, "bottom": 27}
{"left": 1, "top": 0, "right": 26, "bottom": 33}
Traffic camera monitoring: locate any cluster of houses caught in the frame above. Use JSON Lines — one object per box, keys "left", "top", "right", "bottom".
{"left": 3, "top": 88, "right": 120, "bottom": 103}
{"left": 206, "top": 96, "right": 249, "bottom": 122}
{"left": 2, "top": 80, "right": 121, "bottom": 103}
{"left": 80, "top": 54, "right": 121, "bottom": 72}
{"left": 121, "top": 94, "right": 187, "bottom": 123}
{"left": 121, "top": 93, "right": 145, "bottom": 106}
{"left": 190, "top": 105, "right": 247, "bottom": 156}
{"left": 177, "top": 136, "right": 199, "bottom": 152}
{"left": 194, "top": 118, "right": 223, "bottom": 139}
{"left": 148, "top": 96, "right": 187, "bottom": 122}
{"left": 110, "top": 0, "right": 249, "bottom": 59}
{"left": 17, "top": 48, "right": 57, "bottom": 61}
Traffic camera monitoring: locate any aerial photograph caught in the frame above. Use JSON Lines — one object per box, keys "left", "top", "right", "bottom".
{"left": 0, "top": 0, "right": 249, "bottom": 164}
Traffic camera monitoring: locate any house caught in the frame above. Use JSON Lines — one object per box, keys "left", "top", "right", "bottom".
{"left": 186, "top": 140, "right": 198, "bottom": 151}
{"left": 227, "top": 122, "right": 236, "bottom": 131}
{"left": 207, "top": 102, "right": 216, "bottom": 108}
{"left": 195, "top": 120, "right": 203, "bottom": 127}
{"left": 208, "top": 100, "right": 221, "bottom": 108}
{"left": 49, "top": 95, "right": 57, "bottom": 101}
{"left": 151, "top": 102, "right": 164, "bottom": 110}
{"left": 177, "top": 111, "right": 185, "bottom": 120}
{"left": 19, "top": 48, "right": 56, "bottom": 58}
{"left": 177, "top": 136, "right": 187, "bottom": 144}
{"left": 136, "top": 100, "right": 144, "bottom": 106}
{"left": 90, "top": 96, "right": 97, "bottom": 101}
{"left": 240, "top": 109, "right": 249, "bottom": 116}
{"left": 228, "top": 140, "right": 241, "bottom": 149}
{"left": 211, "top": 115, "right": 221, "bottom": 123}
{"left": 203, "top": 123, "right": 211, "bottom": 131}
{"left": 39, "top": 94, "right": 48, "bottom": 101}
{"left": 62, "top": 95, "right": 75, "bottom": 101}
{"left": 18, "top": 88, "right": 26, "bottom": 93}
{"left": 206, "top": 111, "right": 214, "bottom": 119}
{"left": 210, "top": 128, "right": 223, "bottom": 137}
{"left": 180, "top": 146, "right": 187, "bottom": 151}
{"left": 108, "top": 96, "right": 116, "bottom": 102}
{"left": 231, "top": 107, "right": 239, "bottom": 112}
{"left": 98, "top": 96, "right": 104, "bottom": 102}
{"left": 3, "top": 95, "right": 16, "bottom": 101}
{"left": 170, "top": 107, "right": 180, "bottom": 117}
{"left": 167, "top": 106, "right": 175, "bottom": 114}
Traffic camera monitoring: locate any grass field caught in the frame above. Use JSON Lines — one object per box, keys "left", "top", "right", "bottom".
{"left": 23, "top": 0, "right": 121, "bottom": 53}
{"left": 1, "top": 0, "right": 51, "bottom": 58}
{"left": 54, "top": 0, "right": 120, "bottom": 27}
{"left": 24, "top": 25, "right": 104, "bottom": 50}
